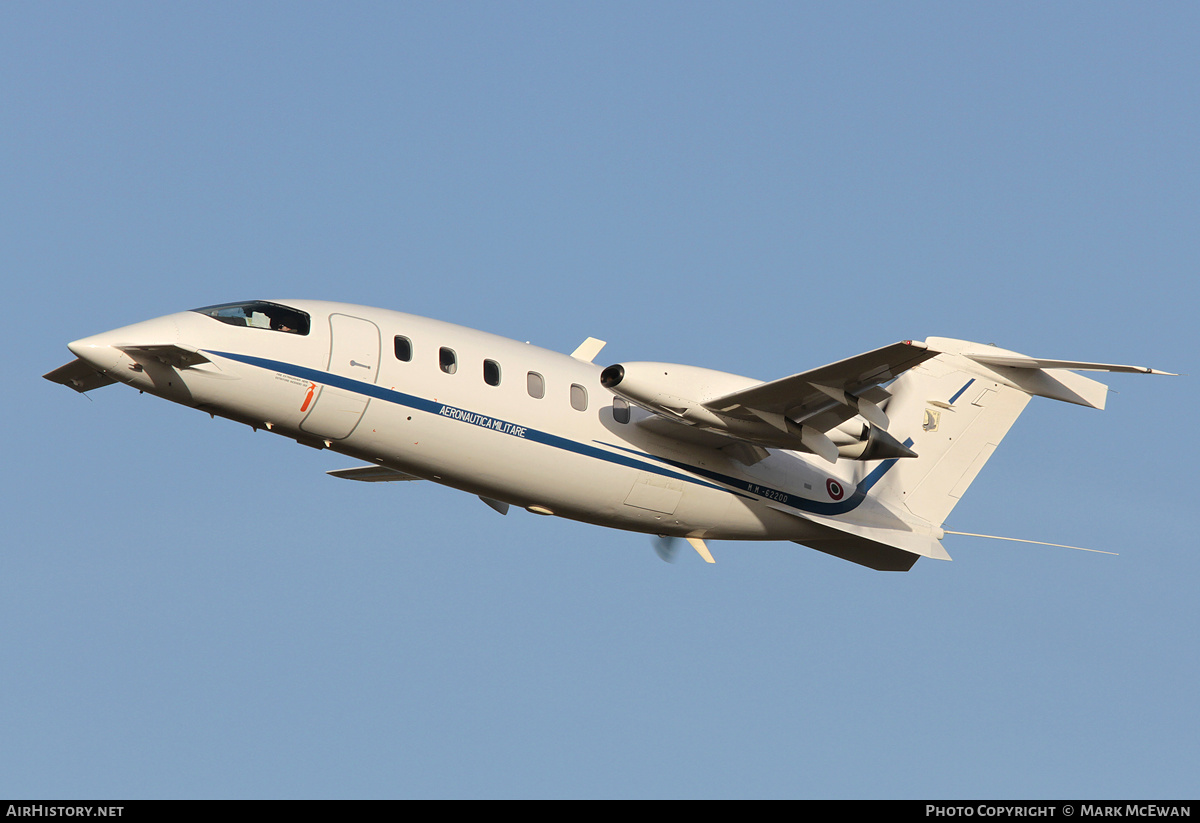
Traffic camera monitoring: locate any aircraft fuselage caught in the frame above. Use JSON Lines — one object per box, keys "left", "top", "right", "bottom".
{"left": 61, "top": 300, "right": 871, "bottom": 545}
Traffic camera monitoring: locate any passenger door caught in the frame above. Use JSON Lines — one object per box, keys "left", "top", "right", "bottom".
{"left": 300, "top": 313, "right": 381, "bottom": 440}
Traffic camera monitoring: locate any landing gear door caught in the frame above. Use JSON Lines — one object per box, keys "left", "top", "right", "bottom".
{"left": 300, "top": 313, "right": 381, "bottom": 440}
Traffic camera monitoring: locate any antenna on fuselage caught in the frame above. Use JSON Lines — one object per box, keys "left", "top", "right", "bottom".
{"left": 942, "top": 530, "right": 1117, "bottom": 556}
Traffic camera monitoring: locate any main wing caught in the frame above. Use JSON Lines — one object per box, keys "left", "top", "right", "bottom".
{"left": 705, "top": 340, "right": 935, "bottom": 429}
{"left": 606, "top": 340, "right": 936, "bottom": 462}
{"left": 698, "top": 340, "right": 936, "bottom": 461}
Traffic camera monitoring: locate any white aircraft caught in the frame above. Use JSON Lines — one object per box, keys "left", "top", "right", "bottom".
{"left": 45, "top": 300, "right": 1173, "bottom": 571}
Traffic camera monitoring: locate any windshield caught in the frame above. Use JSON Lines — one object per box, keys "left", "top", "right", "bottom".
{"left": 191, "top": 301, "right": 311, "bottom": 335}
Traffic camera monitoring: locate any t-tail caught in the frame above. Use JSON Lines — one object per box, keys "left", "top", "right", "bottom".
{"left": 800, "top": 337, "right": 1173, "bottom": 571}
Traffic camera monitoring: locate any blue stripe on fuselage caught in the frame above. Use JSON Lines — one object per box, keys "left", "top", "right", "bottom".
{"left": 209, "top": 349, "right": 739, "bottom": 496}
{"left": 597, "top": 441, "right": 907, "bottom": 517}
{"left": 207, "top": 349, "right": 899, "bottom": 515}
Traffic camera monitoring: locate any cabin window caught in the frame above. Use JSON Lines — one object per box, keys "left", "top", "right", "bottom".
{"left": 527, "top": 371, "right": 545, "bottom": 399}
{"left": 483, "top": 359, "right": 501, "bottom": 386}
{"left": 394, "top": 336, "right": 413, "bottom": 362}
{"left": 439, "top": 347, "right": 457, "bottom": 374}
{"left": 571, "top": 383, "right": 588, "bottom": 411}
{"left": 613, "top": 397, "right": 630, "bottom": 424}
{"left": 192, "top": 301, "right": 310, "bottom": 335}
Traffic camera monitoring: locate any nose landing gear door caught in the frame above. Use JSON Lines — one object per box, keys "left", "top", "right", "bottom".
{"left": 300, "top": 313, "right": 381, "bottom": 440}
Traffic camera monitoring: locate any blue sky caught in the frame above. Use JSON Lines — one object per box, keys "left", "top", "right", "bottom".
{"left": 4, "top": 2, "right": 1197, "bottom": 799}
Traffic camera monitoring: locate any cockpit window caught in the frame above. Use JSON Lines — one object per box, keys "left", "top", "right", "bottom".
{"left": 191, "top": 301, "right": 311, "bottom": 335}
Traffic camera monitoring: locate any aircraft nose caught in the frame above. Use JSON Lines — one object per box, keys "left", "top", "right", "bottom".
{"left": 68, "top": 332, "right": 126, "bottom": 373}
{"left": 66, "top": 314, "right": 181, "bottom": 373}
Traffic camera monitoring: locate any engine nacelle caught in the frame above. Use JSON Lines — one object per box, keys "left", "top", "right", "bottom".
{"left": 829, "top": 419, "right": 917, "bottom": 461}
{"left": 600, "top": 362, "right": 759, "bottom": 421}
{"left": 601, "top": 361, "right": 916, "bottom": 462}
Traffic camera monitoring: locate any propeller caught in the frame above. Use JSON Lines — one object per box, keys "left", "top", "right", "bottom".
{"left": 654, "top": 535, "right": 679, "bottom": 563}
{"left": 652, "top": 535, "right": 716, "bottom": 564}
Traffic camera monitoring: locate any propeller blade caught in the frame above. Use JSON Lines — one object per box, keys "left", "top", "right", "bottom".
{"left": 652, "top": 535, "right": 715, "bottom": 563}
{"left": 653, "top": 535, "right": 678, "bottom": 563}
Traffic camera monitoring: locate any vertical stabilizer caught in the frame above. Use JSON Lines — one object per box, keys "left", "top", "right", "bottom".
{"left": 872, "top": 339, "right": 1114, "bottom": 528}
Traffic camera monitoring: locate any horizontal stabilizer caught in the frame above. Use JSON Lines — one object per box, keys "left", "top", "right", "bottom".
{"left": 922, "top": 337, "right": 1177, "bottom": 410}
{"left": 959, "top": 354, "right": 1176, "bottom": 376}
{"left": 327, "top": 466, "right": 423, "bottom": 482}
{"left": 44, "top": 359, "right": 117, "bottom": 393}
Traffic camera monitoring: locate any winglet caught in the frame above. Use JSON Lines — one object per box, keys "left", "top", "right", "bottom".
{"left": 570, "top": 337, "right": 607, "bottom": 363}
